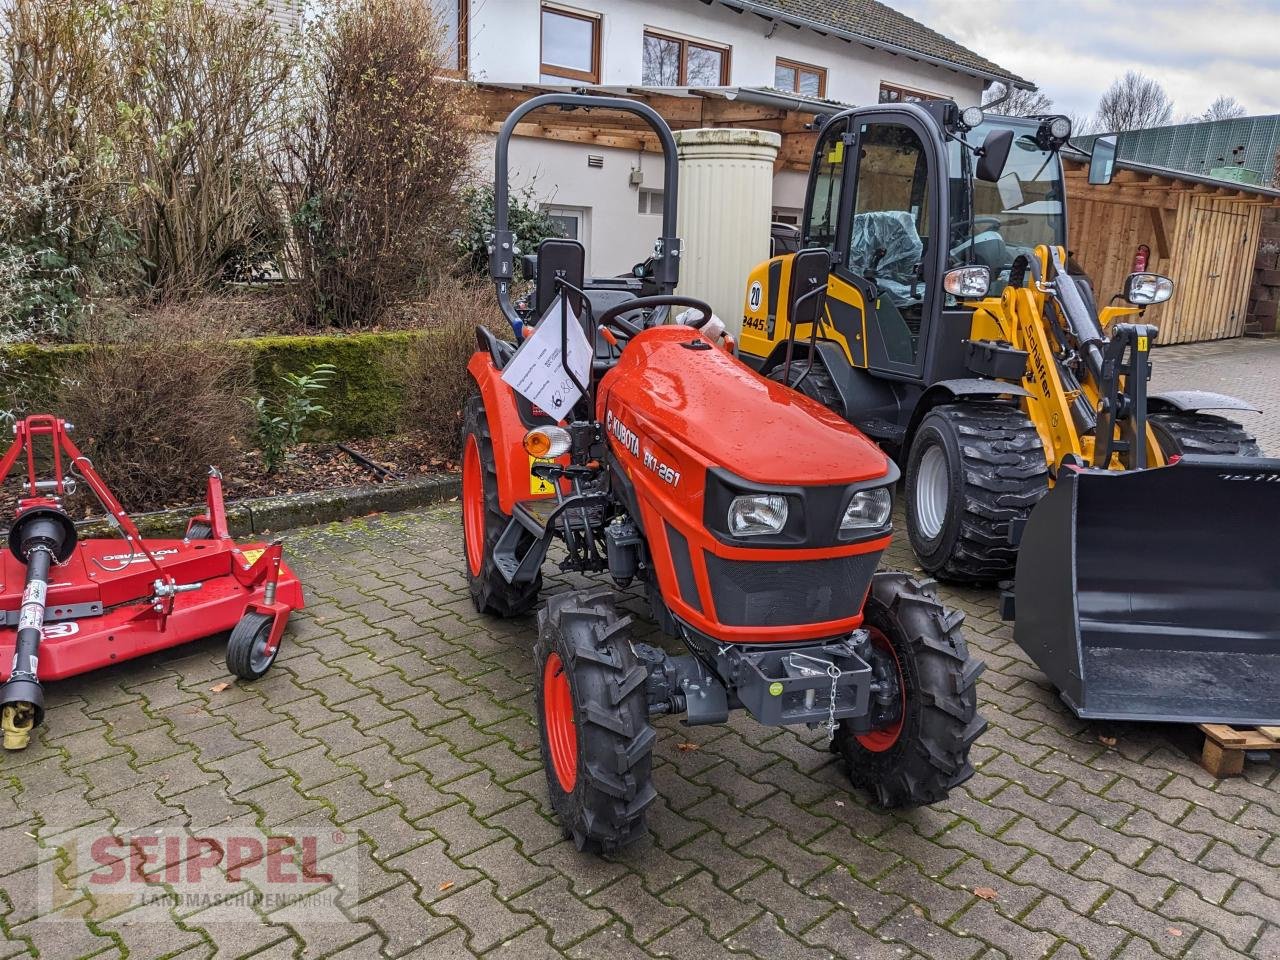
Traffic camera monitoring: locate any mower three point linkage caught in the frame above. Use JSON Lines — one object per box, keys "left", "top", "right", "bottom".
{"left": 0, "top": 415, "right": 303, "bottom": 750}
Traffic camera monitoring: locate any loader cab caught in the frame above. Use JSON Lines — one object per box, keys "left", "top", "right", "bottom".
{"left": 803, "top": 105, "right": 946, "bottom": 381}
{"left": 800, "top": 104, "right": 1072, "bottom": 388}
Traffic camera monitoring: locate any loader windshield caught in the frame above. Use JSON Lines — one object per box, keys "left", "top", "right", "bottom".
{"left": 949, "top": 118, "right": 1066, "bottom": 295}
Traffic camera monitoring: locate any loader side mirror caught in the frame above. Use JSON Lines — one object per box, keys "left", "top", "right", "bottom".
{"left": 975, "top": 128, "right": 1014, "bottom": 183}
{"left": 789, "top": 248, "right": 831, "bottom": 326}
{"left": 1089, "top": 135, "right": 1117, "bottom": 185}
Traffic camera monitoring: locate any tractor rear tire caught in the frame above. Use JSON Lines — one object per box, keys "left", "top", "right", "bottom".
{"left": 1149, "top": 411, "right": 1262, "bottom": 459}
{"left": 767, "top": 360, "right": 842, "bottom": 415}
{"left": 836, "top": 572, "right": 985, "bottom": 808}
{"left": 905, "top": 403, "right": 1049, "bottom": 584}
{"left": 534, "top": 588, "right": 657, "bottom": 853}
{"left": 461, "top": 388, "right": 541, "bottom": 618}
{"left": 185, "top": 521, "right": 213, "bottom": 540}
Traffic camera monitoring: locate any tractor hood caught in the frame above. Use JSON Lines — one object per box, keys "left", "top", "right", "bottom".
{"left": 597, "top": 326, "right": 890, "bottom": 486}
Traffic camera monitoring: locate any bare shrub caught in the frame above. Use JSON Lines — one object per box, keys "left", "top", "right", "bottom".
{"left": 0, "top": 0, "right": 137, "bottom": 330}
{"left": 59, "top": 309, "right": 253, "bottom": 510}
{"left": 396, "top": 281, "right": 495, "bottom": 459}
{"left": 280, "top": 0, "right": 477, "bottom": 329}
{"left": 115, "top": 0, "right": 292, "bottom": 299}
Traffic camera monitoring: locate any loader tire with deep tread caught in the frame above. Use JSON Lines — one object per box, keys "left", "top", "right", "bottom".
{"left": 836, "top": 572, "right": 986, "bottom": 807}
{"left": 534, "top": 588, "right": 657, "bottom": 853}
{"left": 906, "top": 403, "right": 1049, "bottom": 583}
{"left": 461, "top": 388, "right": 542, "bottom": 618}
{"left": 1149, "top": 411, "right": 1263, "bottom": 460}
{"left": 768, "top": 360, "right": 842, "bottom": 415}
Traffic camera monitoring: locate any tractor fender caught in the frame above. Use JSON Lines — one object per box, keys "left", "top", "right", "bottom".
{"left": 467, "top": 352, "right": 537, "bottom": 515}
{"left": 904, "top": 378, "right": 1033, "bottom": 455}
{"left": 1148, "top": 390, "right": 1259, "bottom": 414}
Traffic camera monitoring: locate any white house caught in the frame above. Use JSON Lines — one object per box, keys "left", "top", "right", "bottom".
{"left": 442, "top": 0, "right": 1028, "bottom": 273}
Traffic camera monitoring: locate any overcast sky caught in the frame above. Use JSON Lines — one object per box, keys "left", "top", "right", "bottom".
{"left": 891, "top": 0, "right": 1280, "bottom": 121}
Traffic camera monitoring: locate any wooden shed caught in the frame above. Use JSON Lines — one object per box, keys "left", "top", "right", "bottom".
{"left": 1064, "top": 156, "right": 1280, "bottom": 344}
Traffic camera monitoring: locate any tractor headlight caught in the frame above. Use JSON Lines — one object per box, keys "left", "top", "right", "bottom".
{"left": 841, "top": 487, "right": 893, "bottom": 532}
{"left": 727, "top": 494, "right": 789, "bottom": 537}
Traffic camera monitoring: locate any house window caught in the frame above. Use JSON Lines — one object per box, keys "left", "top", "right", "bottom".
{"left": 541, "top": 5, "right": 600, "bottom": 83}
{"left": 435, "top": 1, "right": 468, "bottom": 74}
{"left": 775, "top": 59, "right": 826, "bottom": 98}
{"left": 878, "top": 82, "right": 936, "bottom": 104}
{"left": 637, "top": 188, "right": 664, "bottom": 215}
{"left": 642, "top": 30, "right": 729, "bottom": 86}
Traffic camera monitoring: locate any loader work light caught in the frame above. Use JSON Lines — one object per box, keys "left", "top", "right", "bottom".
{"left": 841, "top": 487, "right": 893, "bottom": 532}
{"left": 728, "top": 494, "right": 789, "bottom": 537}
{"left": 523, "top": 426, "right": 571, "bottom": 458}
{"left": 943, "top": 266, "right": 991, "bottom": 298}
{"left": 1124, "top": 272, "right": 1174, "bottom": 306}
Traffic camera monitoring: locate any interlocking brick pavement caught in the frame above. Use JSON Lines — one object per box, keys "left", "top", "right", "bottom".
{"left": 1150, "top": 337, "right": 1280, "bottom": 454}
{"left": 3, "top": 338, "right": 1279, "bottom": 959}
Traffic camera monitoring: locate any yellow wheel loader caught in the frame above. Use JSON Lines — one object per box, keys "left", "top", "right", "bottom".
{"left": 739, "top": 102, "right": 1280, "bottom": 726}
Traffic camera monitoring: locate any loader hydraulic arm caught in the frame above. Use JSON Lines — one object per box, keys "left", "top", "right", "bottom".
{"left": 1008, "top": 247, "right": 1158, "bottom": 471}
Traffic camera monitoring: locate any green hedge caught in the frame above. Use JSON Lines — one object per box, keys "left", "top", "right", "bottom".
{"left": 0, "top": 330, "right": 429, "bottom": 441}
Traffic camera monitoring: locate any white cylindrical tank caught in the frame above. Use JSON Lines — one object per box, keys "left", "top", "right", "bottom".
{"left": 674, "top": 128, "right": 780, "bottom": 338}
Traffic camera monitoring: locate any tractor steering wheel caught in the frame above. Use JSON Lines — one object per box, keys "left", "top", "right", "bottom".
{"left": 595, "top": 296, "right": 714, "bottom": 339}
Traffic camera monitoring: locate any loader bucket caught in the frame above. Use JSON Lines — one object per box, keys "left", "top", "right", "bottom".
{"left": 1014, "top": 455, "right": 1280, "bottom": 725}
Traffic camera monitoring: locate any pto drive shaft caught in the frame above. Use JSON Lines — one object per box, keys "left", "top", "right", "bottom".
{"left": 2, "top": 505, "right": 76, "bottom": 750}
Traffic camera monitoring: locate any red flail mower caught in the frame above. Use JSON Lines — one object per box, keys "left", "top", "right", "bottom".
{"left": 0, "top": 415, "right": 303, "bottom": 751}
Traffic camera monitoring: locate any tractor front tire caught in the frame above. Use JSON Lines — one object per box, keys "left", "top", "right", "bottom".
{"left": 1149, "top": 411, "right": 1262, "bottom": 460}
{"left": 836, "top": 572, "right": 985, "bottom": 808}
{"left": 534, "top": 588, "right": 657, "bottom": 853}
{"left": 905, "top": 403, "right": 1049, "bottom": 584}
{"left": 461, "top": 389, "right": 541, "bottom": 618}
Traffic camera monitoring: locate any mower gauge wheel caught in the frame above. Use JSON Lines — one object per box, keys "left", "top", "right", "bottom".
{"left": 226, "top": 611, "right": 279, "bottom": 680}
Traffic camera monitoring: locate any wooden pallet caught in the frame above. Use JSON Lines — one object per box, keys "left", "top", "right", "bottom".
{"left": 1198, "top": 724, "right": 1280, "bottom": 777}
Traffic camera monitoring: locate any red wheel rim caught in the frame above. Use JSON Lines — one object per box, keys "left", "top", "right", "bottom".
{"left": 856, "top": 627, "right": 906, "bottom": 752}
{"left": 462, "top": 434, "right": 485, "bottom": 577}
{"left": 543, "top": 653, "right": 578, "bottom": 792}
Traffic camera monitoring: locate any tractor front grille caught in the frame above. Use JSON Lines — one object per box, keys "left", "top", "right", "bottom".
{"left": 705, "top": 551, "right": 881, "bottom": 628}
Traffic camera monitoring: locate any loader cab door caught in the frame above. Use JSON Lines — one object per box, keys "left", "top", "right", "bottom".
{"left": 804, "top": 111, "right": 943, "bottom": 381}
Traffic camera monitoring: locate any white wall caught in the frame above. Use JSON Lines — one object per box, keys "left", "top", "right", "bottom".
{"left": 484, "top": 134, "right": 669, "bottom": 277}
{"left": 468, "top": 0, "right": 986, "bottom": 107}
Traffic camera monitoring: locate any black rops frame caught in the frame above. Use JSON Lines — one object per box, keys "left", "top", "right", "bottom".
{"left": 489, "top": 93, "right": 683, "bottom": 337}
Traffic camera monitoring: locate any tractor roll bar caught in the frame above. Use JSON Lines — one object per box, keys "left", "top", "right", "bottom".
{"left": 490, "top": 93, "right": 682, "bottom": 331}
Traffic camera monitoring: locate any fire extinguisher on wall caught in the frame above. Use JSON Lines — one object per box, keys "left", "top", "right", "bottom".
{"left": 1132, "top": 243, "right": 1150, "bottom": 273}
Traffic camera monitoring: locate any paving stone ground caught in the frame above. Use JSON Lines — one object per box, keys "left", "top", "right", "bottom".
{"left": 3, "top": 338, "right": 1279, "bottom": 960}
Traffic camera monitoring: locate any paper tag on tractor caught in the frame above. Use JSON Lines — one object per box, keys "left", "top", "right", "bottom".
{"left": 500, "top": 295, "right": 593, "bottom": 423}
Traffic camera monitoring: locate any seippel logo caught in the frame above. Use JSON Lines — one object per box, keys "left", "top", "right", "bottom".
{"left": 1218, "top": 472, "right": 1280, "bottom": 483}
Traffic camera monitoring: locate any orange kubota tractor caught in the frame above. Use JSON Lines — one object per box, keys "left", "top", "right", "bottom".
{"left": 459, "top": 94, "right": 985, "bottom": 853}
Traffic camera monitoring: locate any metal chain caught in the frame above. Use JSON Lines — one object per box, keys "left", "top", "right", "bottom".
{"left": 824, "top": 662, "right": 842, "bottom": 741}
